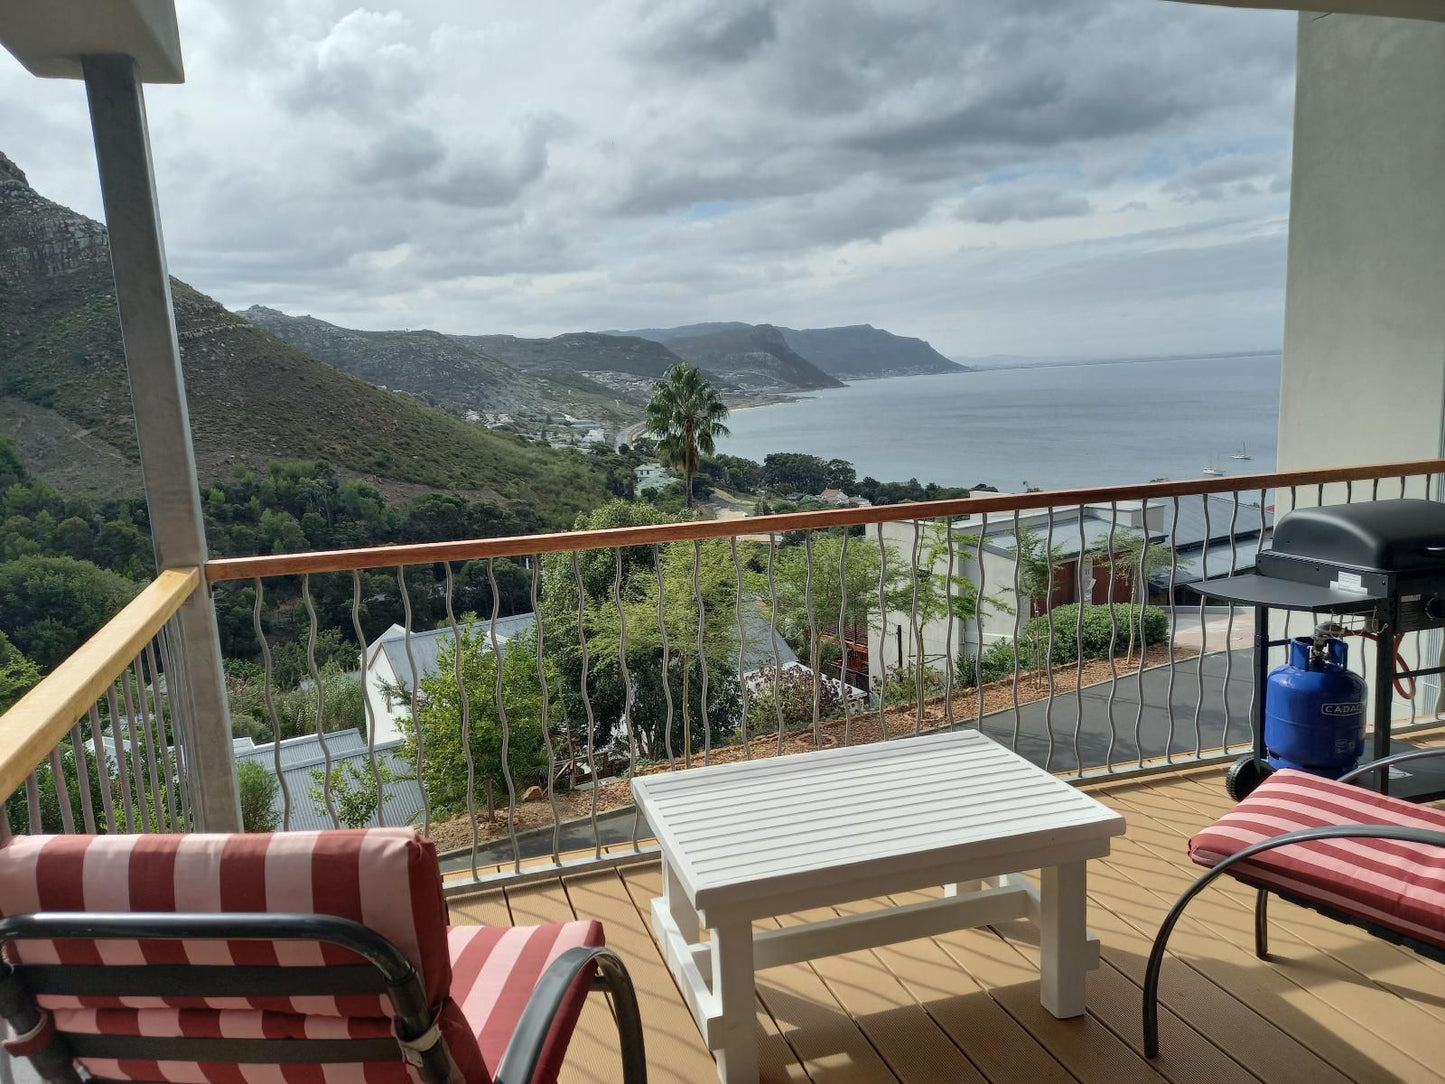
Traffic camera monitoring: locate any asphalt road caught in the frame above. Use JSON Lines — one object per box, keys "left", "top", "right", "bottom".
{"left": 444, "top": 650, "right": 1257, "bottom": 871}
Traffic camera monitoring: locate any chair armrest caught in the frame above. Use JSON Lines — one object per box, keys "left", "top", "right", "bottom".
{"left": 1337, "top": 747, "right": 1445, "bottom": 784}
{"left": 493, "top": 946, "right": 646, "bottom": 1084}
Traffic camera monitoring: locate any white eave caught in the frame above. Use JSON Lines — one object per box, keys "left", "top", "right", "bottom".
{"left": 0, "top": 0, "right": 183, "bottom": 83}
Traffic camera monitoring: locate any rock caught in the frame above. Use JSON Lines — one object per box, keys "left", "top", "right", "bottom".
{"left": 522, "top": 785, "right": 546, "bottom": 803}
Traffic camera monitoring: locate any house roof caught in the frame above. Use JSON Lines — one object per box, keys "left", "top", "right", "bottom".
{"left": 233, "top": 729, "right": 424, "bottom": 832}
{"left": 736, "top": 604, "right": 800, "bottom": 674}
{"left": 373, "top": 613, "right": 536, "bottom": 691}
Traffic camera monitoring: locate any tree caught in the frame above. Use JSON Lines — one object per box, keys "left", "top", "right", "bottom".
{"left": 762, "top": 452, "right": 831, "bottom": 495}
{"left": 645, "top": 364, "right": 730, "bottom": 509}
{"left": 0, "top": 632, "right": 39, "bottom": 713}
{"left": 0, "top": 555, "right": 139, "bottom": 669}
{"left": 237, "top": 760, "right": 280, "bottom": 832}
{"left": 309, "top": 759, "right": 394, "bottom": 828}
{"left": 1104, "top": 531, "right": 1178, "bottom": 662}
{"left": 399, "top": 625, "right": 551, "bottom": 821}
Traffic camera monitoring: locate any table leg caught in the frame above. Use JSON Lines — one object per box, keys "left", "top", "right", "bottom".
{"left": 1039, "top": 861, "right": 1088, "bottom": 1018}
{"left": 664, "top": 859, "right": 699, "bottom": 943}
{"left": 710, "top": 919, "right": 758, "bottom": 1084}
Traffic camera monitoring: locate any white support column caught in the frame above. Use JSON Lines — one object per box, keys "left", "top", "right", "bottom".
{"left": 709, "top": 919, "right": 758, "bottom": 1084}
{"left": 82, "top": 54, "right": 240, "bottom": 832}
{"left": 1039, "top": 861, "right": 1088, "bottom": 1018}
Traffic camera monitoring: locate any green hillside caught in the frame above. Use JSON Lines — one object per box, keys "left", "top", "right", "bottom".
{"left": 0, "top": 151, "right": 608, "bottom": 524}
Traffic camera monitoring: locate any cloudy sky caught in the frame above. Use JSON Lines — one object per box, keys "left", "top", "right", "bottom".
{"left": 1, "top": 0, "right": 1298, "bottom": 358}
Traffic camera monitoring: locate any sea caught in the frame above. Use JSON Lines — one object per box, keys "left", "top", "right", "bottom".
{"left": 717, "top": 352, "right": 1282, "bottom": 493}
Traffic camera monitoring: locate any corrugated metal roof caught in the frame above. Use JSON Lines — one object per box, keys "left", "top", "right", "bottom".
{"left": 377, "top": 614, "right": 535, "bottom": 691}
{"left": 234, "top": 729, "right": 424, "bottom": 831}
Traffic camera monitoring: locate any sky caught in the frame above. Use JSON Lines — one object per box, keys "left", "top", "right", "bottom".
{"left": 0, "top": 0, "right": 1299, "bottom": 359}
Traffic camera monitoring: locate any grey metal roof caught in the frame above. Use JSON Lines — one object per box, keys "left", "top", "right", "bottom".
{"left": 737, "top": 604, "right": 800, "bottom": 674}
{"left": 377, "top": 614, "right": 536, "bottom": 691}
{"left": 233, "top": 729, "right": 424, "bottom": 831}
{"left": 1160, "top": 494, "right": 1274, "bottom": 551}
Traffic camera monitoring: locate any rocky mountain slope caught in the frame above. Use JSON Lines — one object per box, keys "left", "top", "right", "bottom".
{"left": 778, "top": 324, "right": 964, "bottom": 379}
{"left": 625, "top": 321, "right": 962, "bottom": 381}
{"left": 627, "top": 324, "right": 843, "bottom": 392}
{"left": 0, "top": 151, "right": 608, "bottom": 519}
{"left": 455, "top": 331, "right": 707, "bottom": 406}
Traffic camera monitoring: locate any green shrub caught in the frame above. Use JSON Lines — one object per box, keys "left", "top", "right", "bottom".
{"left": 1018, "top": 603, "right": 1168, "bottom": 667}
{"left": 956, "top": 639, "right": 1022, "bottom": 688}
{"left": 237, "top": 760, "right": 280, "bottom": 833}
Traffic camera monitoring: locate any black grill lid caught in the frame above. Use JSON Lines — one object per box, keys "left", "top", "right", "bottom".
{"left": 1269, "top": 499, "right": 1445, "bottom": 573}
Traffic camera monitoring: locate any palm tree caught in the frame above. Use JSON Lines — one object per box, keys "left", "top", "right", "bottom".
{"left": 644, "top": 363, "right": 729, "bottom": 509}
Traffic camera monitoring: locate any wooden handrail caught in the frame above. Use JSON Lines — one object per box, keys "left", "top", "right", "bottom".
{"left": 203, "top": 457, "right": 1445, "bottom": 583}
{"left": 0, "top": 567, "right": 200, "bottom": 805}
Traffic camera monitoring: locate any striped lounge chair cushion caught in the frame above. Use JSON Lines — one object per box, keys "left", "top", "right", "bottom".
{"left": 0, "top": 831, "right": 606, "bottom": 1084}
{"left": 1189, "top": 769, "right": 1445, "bottom": 951}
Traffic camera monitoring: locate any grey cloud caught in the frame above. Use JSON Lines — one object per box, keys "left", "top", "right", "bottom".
{"left": 1163, "top": 153, "right": 1289, "bottom": 203}
{"left": 957, "top": 185, "right": 1092, "bottom": 224}
{"left": 348, "top": 125, "right": 447, "bottom": 184}
{"left": 630, "top": 0, "right": 778, "bottom": 67}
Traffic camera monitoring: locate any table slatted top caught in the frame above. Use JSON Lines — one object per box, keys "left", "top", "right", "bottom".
{"left": 632, "top": 730, "right": 1125, "bottom": 907}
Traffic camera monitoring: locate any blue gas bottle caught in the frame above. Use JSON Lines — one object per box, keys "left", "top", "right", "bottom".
{"left": 1263, "top": 632, "right": 1368, "bottom": 777}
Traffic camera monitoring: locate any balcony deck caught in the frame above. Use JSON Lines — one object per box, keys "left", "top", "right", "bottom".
{"left": 449, "top": 750, "right": 1445, "bottom": 1084}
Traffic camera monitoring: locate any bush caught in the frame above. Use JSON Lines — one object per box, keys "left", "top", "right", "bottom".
{"left": 876, "top": 662, "right": 945, "bottom": 706}
{"left": 237, "top": 760, "right": 279, "bottom": 833}
{"left": 956, "top": 639, "right": 1021, "bottom": 689}
{"left": 747, "top": 665, "right": 846, "bottom": 731}
{"left": 1018, "top": 603, "right": 1169, "bottom": 667}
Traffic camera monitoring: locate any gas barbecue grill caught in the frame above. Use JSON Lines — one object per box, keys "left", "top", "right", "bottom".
{"left": 1192, "top": 498, "right": 1445, "bottom": 801}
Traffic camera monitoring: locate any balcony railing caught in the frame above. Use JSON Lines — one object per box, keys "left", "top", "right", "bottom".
{"left": 3, "top": 457, "right": 1443, "bottom": 897}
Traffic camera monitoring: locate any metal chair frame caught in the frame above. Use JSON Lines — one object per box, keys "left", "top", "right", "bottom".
{"left": 0, "top": 911, "right": 647, "bottom": 1084}
{"left": 1142, "top": 748, "right": 1445, "bottom": 1059}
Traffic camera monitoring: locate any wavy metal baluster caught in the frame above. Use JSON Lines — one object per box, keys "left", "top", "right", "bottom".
{"left": 1042, "top": 511, "right": 1057, "bottom": 771}
{"left": 1191, "top": 497, "right": 1212, "bottom": 759}
{"left": 24, "top": 773, "right": 41, "bottom": 834}
{"left": 1283, "top": 486, "right": 1298, "bottom": 644}
{"left": 69, "top": 722, "right": 96, "bottom": 834}
{"left": 303, "top": 574, "right": 340, "bottom": 829}
{"left": 133, "top": 648, "right": 165, "bottom": 831}
{"left": 397, "top": 566, "right": 431, "bottom": 836}
{"left": 1372, "top": 476, "right": 1380, "bottom": 501}
{"left": 253, "top": 578, "right": 290, "bottom": 830}
{"left": 1316, "top": 481, "right": 1324, "bottom": 507}
{"left": 839, "top": 529, "right": 853, "bottom": 745}
{"left": 943, "top": 518, "right": 956, "bottom": 730}
{"left": 654, "top": 545, "right": 676, "bottom": 770}
{"left": 732, "top": 537, "right": 751, "bottom": 757}
{"left": 146, "top": 644, "right": 179, "bottom": 832}
{"left": 350, "top": 571, "right": 386, "bottom": 829}
{"left": 572, "top": 553, "right": 600, "bottom": 858}
{"left": 1073, "top": 507, "right": 1086, "bottom": 776}
{"left": 530, "top": 554, "right": 562, "bottom": 864}
{"left": 909, "top": 521, "right": 924, "bottom": 734}
{"left": 616, "top": 549, "right": 641, "bottom": 854}
{"left": 48, "top": 748, "right": 75, "bottom": 834}
{"left": 119, "top": 666, "right": 148, "bottom": 829}
{"left": 1132, "top": 524, "right": 1151, "bottom": 770}
{"left": 1345, "top": 479, "right": 1353, "bottom": 504}
{"left": 487, "top": 558, "right": 521, "bottom": 873}
{"left": 88, "top": 705, "right": 117, "bottom": 832}
{"left": 1163, "top": 497, "right": 1182, "bottom": 764}
{"left": 1247, "top": 488, "right": 1266, "bottom": 748}
{"left": 877, "top": 522, "right": 890, "bottom": 742}
{"left": 104, "top": 684, "right": 135, "bottom": 832}
{"left": 1104, "top": 503, "right": 1120, "bottom": 772}
{"left": 1221, "top": 493, "right": 1240, "bottom": 754}
{"left": 693, "top": 541, "right": 712, "bottom": 764}
{"left": 1400, "top": 474, "right": 1407, "bottom": 499}
{"left": 155, "top": 624, "right": 192, "bottom": 826}
{"left": 974, "top": 513, "right": 989, "bottom": 732}
{"left": 804, "top": 531, "right": 822, "bottom": 746}
{"left": 1010, "top": 509, "right": 1024, "bottom": 752}
{"left": 145, "top": 640, "right": 178, "bottom": 831}
{"left": 443, "top": 563, "right": 479, "bottom": 878}
{"left": 767, "top": 534, "right": 784, "bottom": 754}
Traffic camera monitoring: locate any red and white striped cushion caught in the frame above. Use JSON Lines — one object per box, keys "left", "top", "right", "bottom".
{"left": 448, "top": 920, "right": 603, "bottom": 1084}
{"left": 0, "top": 830, "right": 454, "bottom": 1015}
{"left": 1189, "top": 769, "right": 1445, "bottom": 950}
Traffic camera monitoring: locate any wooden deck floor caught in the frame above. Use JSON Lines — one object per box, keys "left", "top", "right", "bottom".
{"left": 449, "top": 758, "right": 1445, "bottom": 1084}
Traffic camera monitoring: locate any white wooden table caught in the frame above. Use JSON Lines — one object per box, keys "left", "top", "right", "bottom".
{"left": 631, "top": 730, "right": 1126, "bottom": 1084}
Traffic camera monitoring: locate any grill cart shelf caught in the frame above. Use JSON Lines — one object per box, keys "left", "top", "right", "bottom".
{"left": 1192, "top": 499, "right": 1445, "bottom": 802}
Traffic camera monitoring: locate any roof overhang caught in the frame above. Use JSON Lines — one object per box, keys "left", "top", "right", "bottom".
{"left": 1170, "top": 0, "right": 1445, "bottom": 21}
{"left": 0, "top": 0, "right": 183, "bottom": 83}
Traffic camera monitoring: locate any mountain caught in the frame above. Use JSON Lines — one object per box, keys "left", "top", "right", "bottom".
{"left": 777, "top": 324, "right": 964, "bottom": 379}
{"left": 623, "top": 321, "right": 961, "bottom": 382}
{"left": 241, "top": 308, "right": 633, "bottom": 430}
{"left": 625, "top": 324, "right": 843, "bottom": 392}
{"left": 0, "top": 151, "right": 608, "bottom": 520}
{"left": 455, "top": 331, "right": 708, "bottom": 405}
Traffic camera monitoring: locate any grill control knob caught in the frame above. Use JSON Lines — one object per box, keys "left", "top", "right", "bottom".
{"left": 1426, "top": 596, "right": 1445, "bottom": 622}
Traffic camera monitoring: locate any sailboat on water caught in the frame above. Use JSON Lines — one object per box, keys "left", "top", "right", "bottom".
{"left": 1230, "top": 442, "right": 1252, "bottom": 461}
{"left": 1201, "top": 462, "right": 1226, "bottom": 477}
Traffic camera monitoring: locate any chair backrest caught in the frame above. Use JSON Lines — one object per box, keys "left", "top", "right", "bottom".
{"left": 0, "top": 830, "right": 490, "bottom": 1083}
